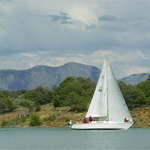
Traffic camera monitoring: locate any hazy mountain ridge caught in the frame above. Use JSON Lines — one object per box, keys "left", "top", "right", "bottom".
{"left": 0, "top": 62, "right": 100, "bottom": 91}
{"left": 121, "top": 73, "right": 150, "bottom": 85}
{"left": 0, "top": 62, "right": 149, "bottom": 91}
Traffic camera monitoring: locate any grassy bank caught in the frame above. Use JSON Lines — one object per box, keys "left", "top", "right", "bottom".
{"left": 0, "top": 104, "right": 150, "bottom": 128}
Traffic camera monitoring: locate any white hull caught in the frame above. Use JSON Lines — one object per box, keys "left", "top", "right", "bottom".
{"left": 71, "top": 121, "right": 133, "bottom": 130}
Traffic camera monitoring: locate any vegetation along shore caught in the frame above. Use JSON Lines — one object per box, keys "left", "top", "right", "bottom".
{"left": 0, "top": 76, "right": 150, "bottom": 128}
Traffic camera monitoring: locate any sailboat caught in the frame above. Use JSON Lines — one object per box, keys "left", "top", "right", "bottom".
{"left": 71, "top": 59, "right": 133, "bottom": 130}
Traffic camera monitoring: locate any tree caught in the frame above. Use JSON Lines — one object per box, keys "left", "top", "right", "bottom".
{"left": 53, "top": 76, "right": 95, "bottom": 112}
{"left": 137, "top": 80, "right": 150, "bottom": 97}
{"left": 70, "top": 96, "right": 88, "bottom": 112}
{"left": 20, "top": 89, "right": 27, "bottom": 94}
{"left": 53, "top": 95, "right": 61, "bottom": 107}
{"left": 52, "top": 85, "right": 57, "bottom": 91}
{"left": 118, "top": 81, "right": 126, "bottom": 91}
{"left": 119, "top": 83, "right": 146, "bottom": 108}
{"left": 0, "top": 90, "right": 10, "bottom": 97}
{"left": 147, "top": 75, "right": 150, "bottom": 81}
{"left": 0, "top": 94, "right": 13, "bottom": 113}
{"left": 23, "top": 85, "right": 53, "bottom": 105}
{"left": 136, "top": 79, "right": 150, "bottom": 105}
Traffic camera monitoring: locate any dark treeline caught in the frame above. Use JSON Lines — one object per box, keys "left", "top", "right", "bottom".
{"left": 0, "top": 76, "right": 150, "bottom": 113}
{"left": 119, "top": 75, "right": 150, "bottom": 108}
{"left": 22, "top": 77, "right": 96, "bottom": 112}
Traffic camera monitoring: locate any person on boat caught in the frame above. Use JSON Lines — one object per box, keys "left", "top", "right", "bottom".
{"left": 83, "top": 118, "right": 87, "bottom": 123}
{"left": 124, "top": 118, "right": 129, "bottom": 122}
{"left": 78, "top": 121, "right": 81, "bottom": 124}
{"left": 89, "top": 116, "right": 93, "bottom": 122}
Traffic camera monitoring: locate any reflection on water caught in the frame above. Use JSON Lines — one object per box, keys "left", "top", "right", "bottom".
{"left": 0, "top": 128, "right": 149, "bottom": 149}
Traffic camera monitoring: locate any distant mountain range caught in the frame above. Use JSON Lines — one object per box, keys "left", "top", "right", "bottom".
{"left": 120, "top": 73, "right": 150, "bottom": 85}
{"left": 0, "top": 62, "right": 100, "bottom": 91}
{"left": 0, "top": 62, "right": 149, "bottom": 91}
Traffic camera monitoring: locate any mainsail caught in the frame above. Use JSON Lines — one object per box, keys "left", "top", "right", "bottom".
{"left": 86, "top": 59, "right": 133, "bottom": 123}
{"left": 107, "top": 60, "right": 132, "bottom": 122}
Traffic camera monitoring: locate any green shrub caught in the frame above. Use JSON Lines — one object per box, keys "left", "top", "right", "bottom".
{"left": 21, "top": 116, "right": 26, "bottom": 123}
{"left": 129, "top": 108, "right": 134, "bottom": 111}
{"left": 71, "top": 98, "right": 87, "bottom": 112}
{"left": 65, "top": 117, "right": 70, "bottom": 122}
{"left": 133, "top": 119, "right": 137, "bottom": 124}
{"left": 0, "top": 94, "right": 13, "bottom": 110}
{"left": 19, "top": 100, "right": 31, "bottom": 107}
{"left": 8, "top": 106, "right": 17, "bottom": 112}
{"left": 48, "top": 114, "right": 56, "bottom": 121}
{"left": 35, "top": 105, "right": 41, "bottom": 112}
{"left": 28, "top": 105, "right": 33, "bottom": 112}
{"left": 29, "top": 112, "right": 42, "bottom": 126}
{"left": 140, "top": 118, "right": 143, "bottom": 122}
{"left": 1, "top": 120, "right": 9, "bottom": 127}
{"left": 43, "top": 114, "right": 56, "bottom": 121}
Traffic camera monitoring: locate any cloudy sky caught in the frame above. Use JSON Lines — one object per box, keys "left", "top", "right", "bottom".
{"left": 0, "top": 0, "right": 150, "bottom": 79}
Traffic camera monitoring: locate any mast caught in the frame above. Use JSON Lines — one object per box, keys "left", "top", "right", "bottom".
{"left": 106, "top": 59, "right": 109, "bottom": 121}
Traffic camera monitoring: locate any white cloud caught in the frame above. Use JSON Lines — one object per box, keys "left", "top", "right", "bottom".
{"left": 68, "top": 1, "right": 98, "bottom": 28}
{"left": 121, "top": 65, "right": 150, "bottom": 79}
{"left": 0, "top": 50, "right": 150, "bottom": 79}
{"left": 21, "top": 53, "right": 38, "bottom": 58}
{"left": 1, "top": 0, "right": 150, "bottom": 52}
{"left": 0, "top": 0, "right": 150, "bottom": 80}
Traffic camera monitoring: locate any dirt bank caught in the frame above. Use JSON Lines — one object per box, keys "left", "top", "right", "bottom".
{"left": 131, "top": 107, "right": 150, "bottom": 128}
{"left": 0, "top": 104, "right": 149, "bottom": 128}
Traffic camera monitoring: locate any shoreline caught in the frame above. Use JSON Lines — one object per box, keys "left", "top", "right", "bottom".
{"left": 0, "top": 105, "right": 150, "bottom": 128}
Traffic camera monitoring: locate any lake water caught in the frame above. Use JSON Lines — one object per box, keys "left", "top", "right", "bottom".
{"left": 0, "top": 128, "right": 149, "bottom": 150}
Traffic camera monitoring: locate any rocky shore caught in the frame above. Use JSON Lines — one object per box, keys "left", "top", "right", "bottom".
{"left": 0, "top": 104, "right": 150, "bottom": 128}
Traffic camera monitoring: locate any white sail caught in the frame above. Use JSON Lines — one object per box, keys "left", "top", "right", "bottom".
{"left": 86, "top": 59, "right": 132, "bottom": 122}
{"left": 107, "top": 60, "right": 133, "bottom": 122}
{"left": 86, "top": 60, "right": 107, "bottom": 118}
